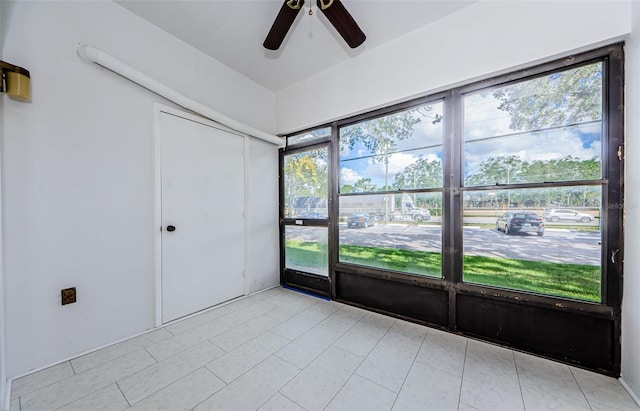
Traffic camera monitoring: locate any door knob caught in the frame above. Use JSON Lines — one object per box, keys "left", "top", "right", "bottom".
{"left": 166, "top": 225, "right": 176, "bottom": 232}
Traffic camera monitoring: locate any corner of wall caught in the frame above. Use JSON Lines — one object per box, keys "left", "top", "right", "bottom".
{"left": 0, "top": 0, "right": 7, "bottom": 404}
{"left": 621, "top": 0, "right": 640, "bottom": 404}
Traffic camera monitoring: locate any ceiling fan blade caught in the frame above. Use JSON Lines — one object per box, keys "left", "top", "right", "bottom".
{"left": 316, "top": 0, "right": 365, "bottom": 49}
{"left": 264, "top": 0, "right": 305, "bottom": 50}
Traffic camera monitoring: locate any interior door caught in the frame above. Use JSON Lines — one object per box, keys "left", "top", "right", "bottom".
{"left": 160, "top": 111, "right": 245, "bottom": 323}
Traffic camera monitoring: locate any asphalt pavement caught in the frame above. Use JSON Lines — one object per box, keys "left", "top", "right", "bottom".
{"left": 336, "top": 224, "right": 601, "bottom": 265}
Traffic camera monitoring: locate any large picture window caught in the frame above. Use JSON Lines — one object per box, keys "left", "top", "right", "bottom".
{"left": 461, "top": 62, "right": 605, "bottom": 302}
{"left": 280, "top": 45, "right": 623, "bottom": 375}
{"left": 337, "top": 102, "right": 444, "bottom": 277}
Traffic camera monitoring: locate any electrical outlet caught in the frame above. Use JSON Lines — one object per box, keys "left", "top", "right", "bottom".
{"left": 61, "top": 287, "right": 76, "bottom": 305}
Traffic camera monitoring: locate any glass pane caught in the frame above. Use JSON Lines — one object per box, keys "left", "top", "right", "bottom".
{"left": 462, "top": 186, "right": 602, "bottom": 302}
{"left": 287, "top": 127, "right": 331, "bottom": 145}
{"left": 283, "top": 147, "right": 328, "bottom": 218}
{"left": 464, "top": 62, "right": 603, "bottom": 186}
{"left": 285, "top": 226, "right": 328, "bottom": 276}
{"left": 339, "top": 192, "right": 442, "bottom": 277}
{"left": 339, "top": 102, "right": 444, "bottom": 193}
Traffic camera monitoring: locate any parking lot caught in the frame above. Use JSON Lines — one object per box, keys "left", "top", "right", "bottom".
{"left": 338, "top": 223, "right": 601, "bottom": 265}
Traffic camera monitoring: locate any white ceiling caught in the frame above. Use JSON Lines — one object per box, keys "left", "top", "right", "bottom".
{"left": 115, "top": 0, "right": 475, "bottom": 92}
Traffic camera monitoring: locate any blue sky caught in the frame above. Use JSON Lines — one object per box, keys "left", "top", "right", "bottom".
{"left": 338, "top": 92, "right": 602, "bottom": 188}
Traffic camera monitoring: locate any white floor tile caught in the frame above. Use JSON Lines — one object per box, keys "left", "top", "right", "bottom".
{"left": 415, "top": 328, "right": 467, "bottom": 377}
{"left": 571, "top": 367, "right": 640, "bottom": 410}
{"left": 57, "top": 384, "right": 129, "bottom": 411}
{"left": 281, "top": 346, "right": 363, "bottom": 411}
{"left": 223, "top": 293, "right": 269, "bottom": 312}
{"left": 275, "top": 324, "right": 345, "bottom": 369}
{"left": 520, "top": 384, "right": 591, "bottom": 411}
{"left": 309, "top": 300, "right": 342, "bottom": 316}
{"left": 333, "top": 311, "right": 395, "bottom": 357}
{"left": 11, "top": 361, "right": 75, "bottom": 399}
{"left": 460, "top": 376, "right": 525, "bottom": 411}
{"left": 458, "top": 402, "right": 482, "bottom": 411}
{"left": 165, "top": 305, "right": 234, "bottom": 335}
{"left": 20, "top": 350, "right": 156, "bottom": 411}
{"left": 195, "top": 356, "right": 299, "bottom": 411}
{"left": 145, "top": 319, "right": 229, "bottom": 362}
{"left": 326, "top": 374, "right": 397, "bottom": 411}
{"left": 356, "top": 320, "right": 427, "bottom": 393}
{"left": 460, "top": 341, "right": 524, "bottom": 411}
{"left": 263, "top": 289, "right": 314, "bottom": 307}
{"left": 70, "top": 328, "right": 173, "bottom": 374}
{"left": 392, "top": 362, "right": 461, "bottom": 411}
{"left": 589, "top": 398, "right": 640, "bottom": 411}
{"left": 128, "top": 367, "right": 225, "bottom": 411}
{"left": 464, "top": 340, "right": 518, "bottom": 379}
{"left": 117, "top": 341, "right": 224, "bottom": 405}
{"left": 514, "top": 352, "right": 589, "bottom": 408}
{"left": 206, "top": 331, "right": 290, "bottom": 383}
{"left": 224, "top": 288, "right": 286, "bottom": 309}
{"left": 217, "top": 300, "right": 278, "bottom": 328}
{"left": 10, "top": 288, "right": 638, "bottom": 411}
{"left": 271, "top": 304, "right": 337, "bottom": 340}
{"left": 264, "top": 294, "right": 320, "bottom": 322}
{"left": 258, "top": 393, "right": 305, "bottom": 411}
{"left": 320, "top": 305, "right": 367, "bottom": 333}
{"left": 211, "top": 315, "right": 280, "bottom": 352}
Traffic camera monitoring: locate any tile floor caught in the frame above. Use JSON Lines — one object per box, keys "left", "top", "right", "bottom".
{"left": 9, "top": 286, "right": 640, "bottom": 411}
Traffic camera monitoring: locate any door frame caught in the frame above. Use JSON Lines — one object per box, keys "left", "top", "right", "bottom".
{"left": 280, "top": 141, "right": 332, "bottom": 298}
{"left": 153, "top": 104, "right": 249, "bottom": 326}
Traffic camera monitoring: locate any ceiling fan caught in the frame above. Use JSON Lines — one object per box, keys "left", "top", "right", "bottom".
{"left": 264, "top": 0, "right": 366, "bottom": 50}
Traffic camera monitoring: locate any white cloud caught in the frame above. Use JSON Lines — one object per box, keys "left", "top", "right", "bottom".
{"left": 340, "top": 167, "right": 362, "bottom": 185}
{"left": 363, "top": 152, "right": 420, "bottom": 185}
{"left": 464, "top": 127, "right": 601, "bottom": 177}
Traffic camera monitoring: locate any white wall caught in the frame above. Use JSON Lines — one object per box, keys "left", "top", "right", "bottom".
{"left": 246, "top": 138, "right": 280, "bottom": 294}
{"left": 0, "top": 0, "right": 278, "bottom": 378}
{"left": 622, "top": 0, "right": 640, "bottom": 401}
{"left": 275, "top": 0, "right": 631, "bottom": 134}
{"left": 0, "top": 0, "right": 6, "bottom": 405}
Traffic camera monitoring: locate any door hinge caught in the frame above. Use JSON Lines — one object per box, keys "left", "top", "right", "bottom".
{"left": 617, "top": 145, "right": 623, "bottom": 161}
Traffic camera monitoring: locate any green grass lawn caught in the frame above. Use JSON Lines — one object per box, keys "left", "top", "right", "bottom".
{"left": 285, "top": 240, "right": 600, "bottom": 302}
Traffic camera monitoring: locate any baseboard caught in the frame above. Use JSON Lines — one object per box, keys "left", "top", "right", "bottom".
{"left": 620, "top": 377, "right": 640, "bottom": 407}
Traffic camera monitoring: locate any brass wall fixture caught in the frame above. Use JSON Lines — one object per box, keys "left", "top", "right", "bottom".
{"left": 1, "top": 60, "right": 30, "bottom": 101}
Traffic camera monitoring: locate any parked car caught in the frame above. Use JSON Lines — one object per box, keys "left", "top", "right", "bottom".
{"left": 496, "top": 211, "right": 545, "bottom": 236}
{"left": 543, "top": 208, "right": 594, "bottom": 223}
{"left": 347, "top": 213, "right": 375, "bottom": 228}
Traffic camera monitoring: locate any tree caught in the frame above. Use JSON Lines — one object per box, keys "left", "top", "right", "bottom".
{"left": 465, "top": 155, "right": 524, "bottom": 187}
{"left": 493, "top": 63, "right": 602, "bottom": 131}
{"left": 341, "top": 109, "right": 422, "bottom": 219}
{"left": 341, "top": 184, "right": 354, "bottom": 194}
{"left": 465, "top": 155, "right": 603, "bottom": 208}
{"left": 341, "top": 110, "right": 422, "bottom": 191}
{"left": 353, "top": 178, "right": 377, "bottom": 193}
{"left": 523, "top": 156, "right": 600, "bottom": 182}
{"left": 284, "top": 152, "right": 327, "bottom": 214}
{"left": 489, "top": 64, "right": 603, "bottom": 210}
{"left": 394, "top": 158, "right": 443, "bottom": 190}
